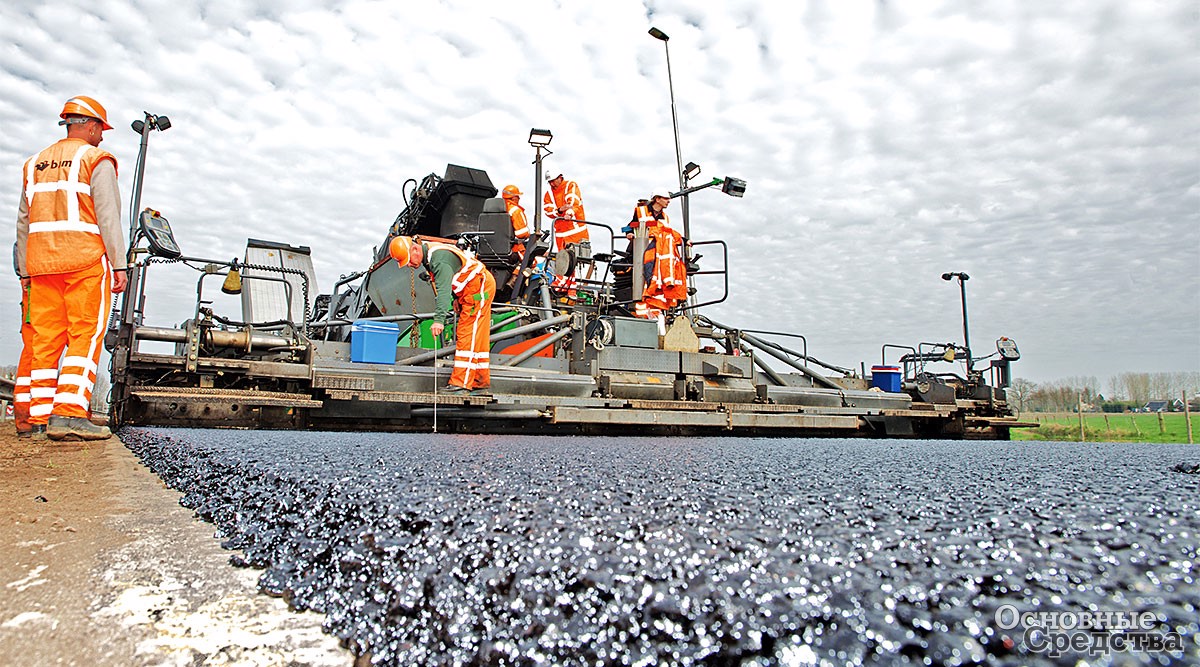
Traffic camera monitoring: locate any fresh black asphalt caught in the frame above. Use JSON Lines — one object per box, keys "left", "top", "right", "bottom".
{"left": 121, "top": 428, "right": 1199, "bottom": 666}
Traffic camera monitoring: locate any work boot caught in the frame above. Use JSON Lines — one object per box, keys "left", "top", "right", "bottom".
{"left": 47, "top": 415, "right": 112, "bottom": 441}
{"left": 469, "top": 388, "right": 492, "bottom": 397}
{"left": 441, "top": 384, "right": 470, "bottom": 395}
{"left": 17, "top": 425, "right": 47, "bottom": 441}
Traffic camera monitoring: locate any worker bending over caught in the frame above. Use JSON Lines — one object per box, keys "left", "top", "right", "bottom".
{"left": 389, "top": 236, "right": 495, "bottom": 395}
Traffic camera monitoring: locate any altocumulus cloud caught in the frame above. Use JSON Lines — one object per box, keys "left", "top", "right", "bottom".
{"left": 0, "top": 0, "right": 1195, "bottom": 384}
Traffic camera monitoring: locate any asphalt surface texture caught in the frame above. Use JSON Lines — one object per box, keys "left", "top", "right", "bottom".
{"left": 121, "top": 428, "right": 1199, "bottom": 666}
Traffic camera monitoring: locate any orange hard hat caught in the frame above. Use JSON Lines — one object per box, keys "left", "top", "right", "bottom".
{"left": 60, "top": 95, "right": 113, "bottom": 130}
{"left": 388, "top": 236, "right": 414, "bottom": 265}
{"left": 502, "top": 185, "right": 522, "bottom": 198}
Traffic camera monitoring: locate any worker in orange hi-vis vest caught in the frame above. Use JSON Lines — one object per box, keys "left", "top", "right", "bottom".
{"left": 15, "top": 96, "right": 128, "bottom": 441}
{"left": 389, "top": 236, "right": 495, "bottom": 395}
{"left": 542, "top": 173, "right": 589, "bottom": 251}
{"left": 626, "top": 187, "right": 688, "bottom": 323}
{"left": 501, "top": 185, "right": 531, "bottom": 259}
{"left": 11, "top": 244, "right": 35, "bottom": 438}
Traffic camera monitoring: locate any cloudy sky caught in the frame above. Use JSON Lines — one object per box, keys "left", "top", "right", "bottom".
{"left": 2, "top": 0, "right": 1196, "bottom": 386}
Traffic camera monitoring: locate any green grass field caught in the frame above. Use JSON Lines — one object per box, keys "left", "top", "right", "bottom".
{"left": 1012, "top": 412, "right": 1199, "bottom": 443}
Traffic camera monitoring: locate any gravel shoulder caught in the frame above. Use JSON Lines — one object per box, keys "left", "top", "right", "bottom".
{"left": 0, "top": 427, "right": 354, "bottom": 667}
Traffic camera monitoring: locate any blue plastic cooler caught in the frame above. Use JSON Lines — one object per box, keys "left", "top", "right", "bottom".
{"left": 350, "top": 321, "right": 399, "bottom": 364}
{"left": 870, "top": 365, "right": 902, "bottom": 393}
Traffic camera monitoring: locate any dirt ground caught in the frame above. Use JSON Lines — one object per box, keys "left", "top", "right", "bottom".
{"left": 0, "top": 425, "right": 357, "bottom": 666}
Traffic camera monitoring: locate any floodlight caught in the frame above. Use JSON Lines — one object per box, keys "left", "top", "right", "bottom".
{"left": 720, "top": 177, "right": 747, "bottom": 198}
{"left": 528, "top": 128, "right": 553, "bottom": 148}
{"left": 131, "top": 114, "right": 171, "bottom": 135}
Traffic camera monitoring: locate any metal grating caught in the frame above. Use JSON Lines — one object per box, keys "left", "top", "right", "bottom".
{"left": 313, "top": 374, "right": 376, "bottom": 391}
{"left": 241, "top": 239, "right": 318, "bottom": 326}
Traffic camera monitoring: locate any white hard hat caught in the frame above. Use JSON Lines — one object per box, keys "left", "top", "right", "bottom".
{"left": 546, "top": 172, "right": 563, "bottom": 183}
{"left": 651, "top": 186, "right": 674, "bottom": 199}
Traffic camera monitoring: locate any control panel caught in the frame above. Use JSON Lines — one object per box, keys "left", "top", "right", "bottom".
{"left": 139, "top": 208, "right": 182, "bottom": 259}
{"left": 996, "top": 337, "right": 1020, "bottom": 360}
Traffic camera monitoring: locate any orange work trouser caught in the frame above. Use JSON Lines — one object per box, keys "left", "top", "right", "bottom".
{"left": 449, "top": 269, "right": 495, "bottom": 390}
{"left": 28, "top": 258, "right": 112, "bottom": 424}
{"left": 14, "top": 284, "right": 35, "bottom": 432}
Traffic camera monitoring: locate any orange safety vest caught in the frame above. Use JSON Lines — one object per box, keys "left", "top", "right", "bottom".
{"left": 424, "top": 242, "right": 488, "bottom": 296}
{"left": 631, "top": 203, "right": 680, "bottom": 234}
{"left": 633, "top": 205, "right": 687, "bottom": 318}
{"left": 543, "top": 180, "right": 588, "bottom": 249}
{"left": 22, "top": 138, "right": 117, "bottom": 276}
{"left": 506, "top": 200, "right": 530, "bottom": 254}
{"left": 630, "top": 203, "right": 658, "bottom": 233}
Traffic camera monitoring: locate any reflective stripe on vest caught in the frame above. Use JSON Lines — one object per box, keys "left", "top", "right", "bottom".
{"left": 543, "top": 185, "right": 562, "bottom": 217}
{"left": 555, "top": 220, "right": 589, "bottom": 245}
{"left": 427, "top": 243, "right": 487, "bottom": 296}
{"left": 563, "top": 180, "right": 583, "bottom": 209}
{"left": 632, "top": 205, "right": 674, "bottom": 234}
{"left": 507, "top": 202, "right": 530, "bottom": 238}
{"left": 543, "top": 180, "right": 583, "bottom": 219}
{"left": 634, "top": 204, "right": 656, "bottom": 229}
{"left": 24, "top": 139, "right": 116, "bottom": 275}
{"left": 638, "top": 205, "right": 654, "bottom": 227}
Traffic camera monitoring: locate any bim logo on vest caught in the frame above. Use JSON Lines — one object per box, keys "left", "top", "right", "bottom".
{"left": 35, "top": 159, "right": 72, "bottom": 171}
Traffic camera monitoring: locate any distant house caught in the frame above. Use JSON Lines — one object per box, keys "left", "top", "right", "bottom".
{"left": 1144, "top": 400, "right": 1170, "bottom": 413}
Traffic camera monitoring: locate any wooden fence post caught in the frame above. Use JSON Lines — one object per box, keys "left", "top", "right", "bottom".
{"left": 1103, "top": 413, "right": 1111, "bottom": 435}
{"left": 1130, "top": 414, "right": 1141, "bottom": 437}
{"left": 1078, "top": 394, "right": 1085, "bottom": 442}
{"left": 1158, "top": 410, "right": 1166, "bottom": 435}
{"left": 1185, "top": 390, "right": 1194, "bottom": 445}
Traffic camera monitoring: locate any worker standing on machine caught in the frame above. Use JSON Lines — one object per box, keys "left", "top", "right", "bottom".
{"left": 543, "top": 172, "right": 588, "bottom": 251}
{"left": 15, "top": 95, "right": 127, "bottom": 441}
{"left": 501, "top": 185, "right": 530, "bottom": 259}
{"left": 389, "top": 236, "right": 494, "bottom": 395}
{"left": 623, "top": 187, "right": 687, "bottom": 322}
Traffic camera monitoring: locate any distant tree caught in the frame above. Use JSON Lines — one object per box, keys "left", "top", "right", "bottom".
{"left": 1110, "top": 371, "right": 1199, "bottom": 403}
{"left": 1111, "top": 372, "right": 1152, "bottom": 404}
{"left": 1171, "top": 371, "right": 1200, "bottom": 400}
{"left": 1150, "top": 373, "right": 1173, "bottom": 401}
{"left": 1026, "top": 377, "right": 1101, "bottom": 412}
{"left": 1061, "top": 375, "right": 1100, "bottom": 402}
{"left": 90, "top": 371, "right": 111, "bottom": 415}
{"left": 1008, "top": 378, "right": 1036, "bottom": 412}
